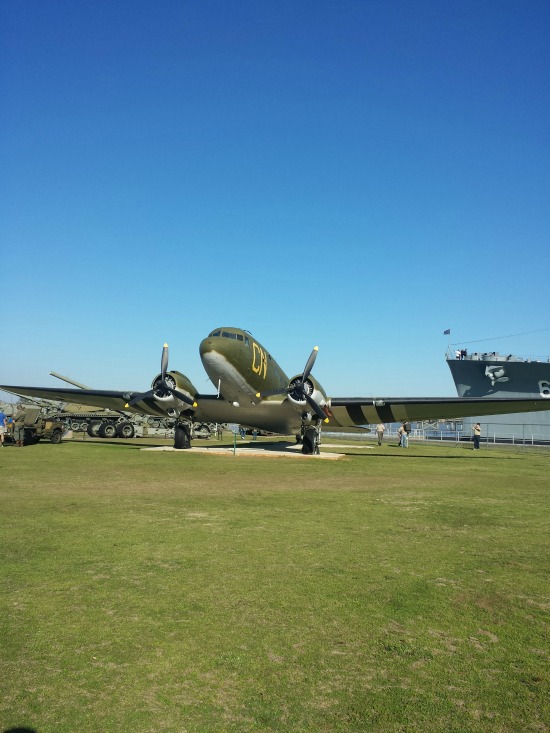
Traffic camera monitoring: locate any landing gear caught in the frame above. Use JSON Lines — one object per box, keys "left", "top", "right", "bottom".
{"left": 174, "top": 422, "right": 192, "bottom": 450}
{"left": 301, "top": 423, "right": 322, "bottom": 455}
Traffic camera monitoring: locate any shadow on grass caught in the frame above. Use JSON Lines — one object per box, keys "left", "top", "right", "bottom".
{"left": 61, "top": 438, "right": 295, "bottom": 451}
{"left": 47, "top": 437, "right": 518, "bottom": 461}
{"left": 338, "top": 444, "right": 514, "bottom": 459}
{"left": 347, "top": 452, "right": 505, "bottom": 460}
{"left": 65, "top": 438, "right": 151, "bottom": 449}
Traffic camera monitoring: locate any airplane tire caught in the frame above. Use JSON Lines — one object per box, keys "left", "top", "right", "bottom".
{"left": 174, "top": 424, "right": 191, "bottom": 450}
{"left": 98, "top": 422, "right": 117, "bottom": 439}
{"left": 87, "top": 421, "right": 101, "bottom": 437}
{"left": 302, "top": 427, "right": 318, "bottom": 455}
{"left": 116, "top": 421, "right": 134, "bottom": 439}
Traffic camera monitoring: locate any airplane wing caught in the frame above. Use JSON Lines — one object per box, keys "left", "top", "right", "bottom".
{"left": 328, "top": 396, "right": 550, "bottom": 427}
{"left": 3, "top": 384, "right": 549, "bottom": 432}
{"left": 0, "top": 385, "right": 169, "bottom": 417}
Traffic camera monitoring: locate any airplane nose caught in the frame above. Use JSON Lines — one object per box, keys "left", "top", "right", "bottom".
{"left": 199, "top": 337, "right": 214, "bottom": 356}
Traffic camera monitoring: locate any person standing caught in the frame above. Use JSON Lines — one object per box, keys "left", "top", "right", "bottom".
{"left": 472, "top": 423, "right": 481, "bottom": 450}
{"left": 376, "top": 423, "right": 385, "bottom": 445}
{"left": 0, "top": 409, "right": 6, "bottom": 447}
{"left": 12, "top": 405, "right": 27, "bottom": 447}
{"left": 397, "top": 423, "right": 405, "bottom": 447}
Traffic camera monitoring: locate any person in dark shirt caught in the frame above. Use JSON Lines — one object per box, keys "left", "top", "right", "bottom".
{"left": 13, "top": 406, "right": 27, "bottom": 447}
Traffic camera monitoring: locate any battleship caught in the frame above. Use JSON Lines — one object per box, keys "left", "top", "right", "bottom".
{"left": 447, "top": 351, "right": 550, "bottom": 443}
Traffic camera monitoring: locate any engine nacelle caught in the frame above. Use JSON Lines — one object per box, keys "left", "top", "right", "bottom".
{"left": 287, "top": 373, "right": 327, "bottom": 409}
{"left": 150, "top": 370, "right": 197, "bottom": 410}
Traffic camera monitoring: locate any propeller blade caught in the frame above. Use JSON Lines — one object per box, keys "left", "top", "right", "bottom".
{"left": 161, "top": 343, "right": 169, "bottom": 382}
{"left": 305, "top": 393, "right": 329, "bottom": 423}
{"left": 257, "top": 347, "right": 319, "bottom": 401}
{"left": 124, "top": 343, "right": 197, "bottom": 410}
{"left": 171, "top": 388, "right": 198, "bottom": 408}
{"left": 302, "top": 346, "right": 319, "bottom": 383}
{"left": 125, "top": 389, "right": 155, "bottom": 408}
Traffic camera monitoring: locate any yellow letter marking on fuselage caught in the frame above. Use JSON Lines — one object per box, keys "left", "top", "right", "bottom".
{"left": 252, "top": 343, "right": 267, "bottom": 379}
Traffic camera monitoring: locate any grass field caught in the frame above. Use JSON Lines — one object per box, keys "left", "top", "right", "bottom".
{"left": 1, "top": 437, "right": 549, "bottom": 732}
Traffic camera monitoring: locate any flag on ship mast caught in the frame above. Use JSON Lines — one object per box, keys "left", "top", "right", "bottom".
{"left": 443, "top": 329, "right": 451, "bottom": 335}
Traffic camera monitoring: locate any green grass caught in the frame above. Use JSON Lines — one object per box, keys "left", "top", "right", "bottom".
{"left": 1, "top": 439, "right": 549, "bottom": 732}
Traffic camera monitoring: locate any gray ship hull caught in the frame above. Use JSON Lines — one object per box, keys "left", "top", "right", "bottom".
{"left": 447, "top": 353, "right": 550, "bottom": 442}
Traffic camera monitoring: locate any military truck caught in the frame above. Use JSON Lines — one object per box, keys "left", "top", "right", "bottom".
{"left": 10, "top": 407, "right": 64, "bottom": 445}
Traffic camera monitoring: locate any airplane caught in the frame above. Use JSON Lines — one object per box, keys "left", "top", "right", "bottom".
{"left": 2, "top": 326, "right": 550, "bottom": 453}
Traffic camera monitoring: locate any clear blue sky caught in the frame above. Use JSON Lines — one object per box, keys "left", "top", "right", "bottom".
{"left": 2, "top": 0, "right": 549, "bottom": 400}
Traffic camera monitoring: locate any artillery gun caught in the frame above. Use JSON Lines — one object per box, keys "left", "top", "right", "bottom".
{"left": 48, "top": 372, "right": 143, "bottom": 438}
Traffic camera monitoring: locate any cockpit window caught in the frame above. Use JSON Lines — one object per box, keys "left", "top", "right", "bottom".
{"left": 209, "top": 329, "right": 248, "bottom": 342}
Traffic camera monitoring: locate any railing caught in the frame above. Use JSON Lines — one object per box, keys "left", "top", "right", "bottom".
{"left": 412, "top": 427, "right": 550, "bottom": 447}
{"left": 445, "top": 349, "right": 550, "bottom": 363}
{"left": 324, "top": 428, "right": 550, "bottom": 449}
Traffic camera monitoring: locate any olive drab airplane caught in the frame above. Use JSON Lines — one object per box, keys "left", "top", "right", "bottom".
{"left": 2, "top": 326, "right": 550, "bottom": 453}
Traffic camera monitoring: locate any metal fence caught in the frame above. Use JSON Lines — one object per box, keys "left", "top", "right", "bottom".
{"left": 326, "top": 424, "right": 550, "bottom": 448}
{"left": 411, "top": 426, "right": 550, "bottom": 447}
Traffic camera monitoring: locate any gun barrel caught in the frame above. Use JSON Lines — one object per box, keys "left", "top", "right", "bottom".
{"left": 50, "top": 371, "right": 91, "bottom": 390}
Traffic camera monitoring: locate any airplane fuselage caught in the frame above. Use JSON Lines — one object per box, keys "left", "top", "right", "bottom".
{"left": 197, "top": 327, "right": 302, "bottom": 433}
{"left": 195, "top": 327, "right": 329, "bottom": 435}
{"left": 199, "top": 327, "right": 289, "bottom": 406}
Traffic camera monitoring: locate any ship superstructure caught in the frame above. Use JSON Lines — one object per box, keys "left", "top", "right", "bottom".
{"left": 447, "top": 351, "right": 550, "bottom": 443}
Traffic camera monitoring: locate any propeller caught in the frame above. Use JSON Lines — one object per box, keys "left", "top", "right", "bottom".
{"left": 256, "top": 346, "right": 328, "bottom": 423}
{"left": 124, "top": 344, "right": 198, "bottom": 409}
